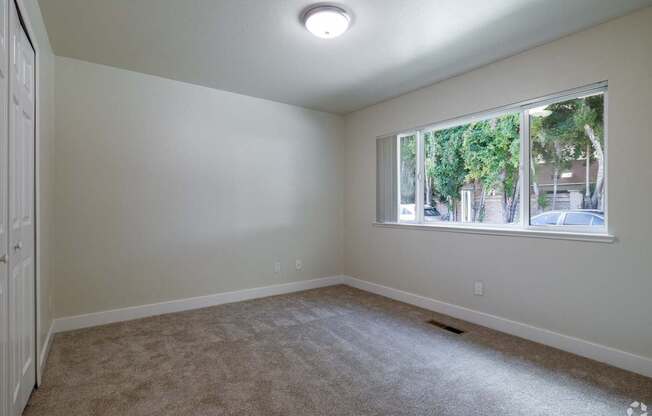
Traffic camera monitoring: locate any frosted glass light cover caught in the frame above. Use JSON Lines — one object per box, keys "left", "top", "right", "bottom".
{"left": 304, "top": 6, "right": 350, "bottom": 39}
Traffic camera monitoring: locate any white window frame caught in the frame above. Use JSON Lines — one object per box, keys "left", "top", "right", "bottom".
{"left": 388, "top": 82, "right": 614, "bottom": 243}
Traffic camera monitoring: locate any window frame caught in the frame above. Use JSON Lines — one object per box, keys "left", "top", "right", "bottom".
{"left": 391, "top": 82, "right": 611, "bottom": 239}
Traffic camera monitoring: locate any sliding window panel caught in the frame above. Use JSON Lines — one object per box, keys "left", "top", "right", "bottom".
{"left": 416, "top": 131, "right": 425, "bottom": 224}
{"left": 423, "top": 131, "right": 446, "bottom": 223}
{"left": 528, "top": 90, "right": 606, "bottom": 231}
{"left": 398, "top": 133, "right": 417, "bottom": 222}
{"left": 376, "top": 135, "right": 398, "bottom": 223}
{"left": 519, "top": 110, "right": 530, "bottom": 228}
{"left": 421, "top": 112, "right": 521, "bottom": 225}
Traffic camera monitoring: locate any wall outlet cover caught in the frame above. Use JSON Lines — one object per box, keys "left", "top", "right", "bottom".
{"left": 474, "top": 281, "right": 484, "bottom": 296}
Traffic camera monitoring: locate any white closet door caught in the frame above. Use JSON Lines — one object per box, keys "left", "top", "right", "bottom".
{"left": 0, "top": 0, "right": 8, "bottom": 414}
{"left": 7, "top": 1, "right": 35, "bottom": 414}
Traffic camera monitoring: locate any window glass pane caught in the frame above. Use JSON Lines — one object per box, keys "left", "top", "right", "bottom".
{"left": 564, "top": 212, "right": 592, "bottom": 225}
{"left": 531, "top": 212, "right": 560, "bottom": 225}
{"left": 423, "top": 113, "right": 521, "bottom": 225}
{"left": 423, "top": 131, "right": 443, "bottom": 223}
{"left": 399, "top": 134, "right": 417, "bottom": 222}
{"left": 529, "top": 92, "right": 605, "bottom": 229}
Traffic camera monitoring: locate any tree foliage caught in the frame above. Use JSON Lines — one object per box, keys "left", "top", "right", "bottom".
{"left": 425, "top": 128, "right": 467, "bottom": 220}
{"left": 423, "top": 114, "right": 520, "bottom": 221}
{"left": 462, "top": 114, "right": 520, "bottom": 192}
{"left": 530, "top": 95, "right": 604, "bottom": 209}
{"left": 399, "top": 135, "right": 417, "bottom": 204}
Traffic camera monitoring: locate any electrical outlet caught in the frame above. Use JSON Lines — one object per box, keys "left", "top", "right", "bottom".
{"left": 474, "top": 281, "right": 484, "bottom": 296}
{"left": 274, "top": 261, "right": 281, "bottom": 274}
{"left": 295, "top": 259, "right": 302, "bottom": 271}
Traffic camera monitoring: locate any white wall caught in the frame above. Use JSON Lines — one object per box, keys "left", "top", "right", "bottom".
{"left": 18, "top": 0, "right": 56, "bottom": 378}
{"left": 53, "top": 57, "right": 344, "bottom": 318}
{"left": 343, "top": 7, "right": 652, "bottom": 360}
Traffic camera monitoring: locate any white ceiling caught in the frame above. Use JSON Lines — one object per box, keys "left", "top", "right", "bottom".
{"left": 38, "top": 0, "right": 652, "bottom": 114}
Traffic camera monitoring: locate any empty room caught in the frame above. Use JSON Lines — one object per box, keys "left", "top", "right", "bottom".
{"left": 1, "top": 0, "right": 651, "bottom": 415}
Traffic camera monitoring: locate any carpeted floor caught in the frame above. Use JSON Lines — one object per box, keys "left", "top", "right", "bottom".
{"left": 26, "top": 285, "right": 651, "bottom": 416}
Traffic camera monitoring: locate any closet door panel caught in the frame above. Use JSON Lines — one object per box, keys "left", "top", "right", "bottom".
{"left": 7, "top": 2, "right": 35, "bottom": 415}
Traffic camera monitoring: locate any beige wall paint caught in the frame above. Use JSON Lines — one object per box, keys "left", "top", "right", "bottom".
{"left": 53, "top": 57, "right": 344, "bottom": 317}
{"left": 343, "top": 7, "right": 652, "bottom": 359}
{"left": 19, "top": 0, "right": 56, "bottom": 370}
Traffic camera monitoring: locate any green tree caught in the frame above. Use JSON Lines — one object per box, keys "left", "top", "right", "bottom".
{"left": 462, "top": 114, "right": 521, "bottom": 222}
{"left": 574, "top": 95, "right": 605, "bottom": 209}
{"left": 531, "top": 103, "right": 578, "bottom": 210}
{"left": 399, "top": 135, "right": 417, "bottom": 204}
{"left": 530, "top": 95, "right": 604, "bottom": 210}
{"left": 429, "top": 127, "right": 467, "bottom": 221}
{"left": 424, "top": 132, "right": 436, "bottom": 207}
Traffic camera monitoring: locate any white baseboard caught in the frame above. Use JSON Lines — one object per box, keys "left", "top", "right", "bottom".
{"left": 52, "top": 275, "right": 347, "bottom": 333}
{"left": 345, "top": 276, "right": 652, "bottom": 379}
{"left": 38, "top": 321, "right": 54, "bottom": 386}
{"left": 50, "top": 274, "right": 652, "bottom": 379}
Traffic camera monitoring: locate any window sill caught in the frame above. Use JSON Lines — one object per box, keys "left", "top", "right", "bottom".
{"left": 372, "top": 222, "right": 616, "bottom": 243}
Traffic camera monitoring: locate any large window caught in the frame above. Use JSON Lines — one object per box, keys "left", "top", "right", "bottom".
{"left": 391, "top": 83, "right": 607, "bottom": 234}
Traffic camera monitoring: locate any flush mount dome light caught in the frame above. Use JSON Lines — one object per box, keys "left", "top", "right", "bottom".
{"left": 303, "top": 5, "right": 351, "bottom": 39}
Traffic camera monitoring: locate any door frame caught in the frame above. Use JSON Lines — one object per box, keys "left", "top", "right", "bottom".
{"left": 12, "top": 0, "right": 41, "bottom": 388}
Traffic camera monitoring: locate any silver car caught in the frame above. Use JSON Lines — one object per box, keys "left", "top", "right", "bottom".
{"left": 531, "top": 209, "right": 604, "bottom": 226}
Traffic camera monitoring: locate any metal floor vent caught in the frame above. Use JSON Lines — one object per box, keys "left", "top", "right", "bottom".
{"left": 427, "top": 319, "right": 465, "bottom": 335}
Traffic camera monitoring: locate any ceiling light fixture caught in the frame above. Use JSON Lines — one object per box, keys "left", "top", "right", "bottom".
{"left": 303, "top": 5, "right": 351, "bottom": 39}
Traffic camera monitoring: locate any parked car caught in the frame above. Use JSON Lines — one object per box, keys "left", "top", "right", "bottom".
{"left": 424, "top": 205, "right": 441, "bottom": 222}
{"left": 400, "top": 204, "right": 441, "bottom": 222}
{"left": 530, "top": 209, "right": 604, "bottom": 226}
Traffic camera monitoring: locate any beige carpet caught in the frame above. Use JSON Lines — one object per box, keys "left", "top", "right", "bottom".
{"left": 26, "top": 285, "right": 651, "bottom": 415}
